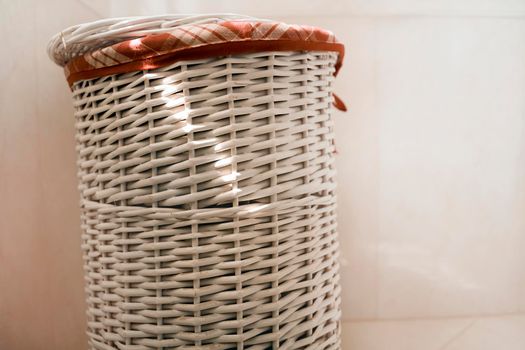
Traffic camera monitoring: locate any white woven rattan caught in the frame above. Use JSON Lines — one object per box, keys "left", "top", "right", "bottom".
{"left": 57, "top": 16, "right": 341, "bottom": 350}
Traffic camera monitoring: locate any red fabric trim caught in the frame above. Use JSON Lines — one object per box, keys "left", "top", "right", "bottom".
{"left": 333, "top": 93, "right": 347, "bottom": 112}
{"left": 66, "top": 40, "right": 344, "bottom": 86}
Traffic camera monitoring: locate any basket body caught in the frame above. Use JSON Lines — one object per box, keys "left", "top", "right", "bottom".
{"left": 72, "top": 50, "right": 341, "bottom": 349}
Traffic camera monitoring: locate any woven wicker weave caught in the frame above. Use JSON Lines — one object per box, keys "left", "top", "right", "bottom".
{"left": 52, "top": 15, "right": 341, "bottom": 350}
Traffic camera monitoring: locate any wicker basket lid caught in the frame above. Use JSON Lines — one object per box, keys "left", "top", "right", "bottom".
{"left": 47, "top": 14, "right": 344, "bottom": 87}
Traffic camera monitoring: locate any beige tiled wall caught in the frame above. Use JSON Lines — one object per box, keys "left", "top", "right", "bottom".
{"left": 1, "top": 1, "right": 524, "bottom": 349}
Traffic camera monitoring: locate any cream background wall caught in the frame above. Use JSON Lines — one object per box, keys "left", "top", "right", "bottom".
{"left": 1, "top": 0, "right": 525, "bottom": 349}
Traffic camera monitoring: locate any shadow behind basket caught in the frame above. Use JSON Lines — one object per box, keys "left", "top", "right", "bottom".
{"left": 50, "top": 15, "right": 343, "bottom": 350}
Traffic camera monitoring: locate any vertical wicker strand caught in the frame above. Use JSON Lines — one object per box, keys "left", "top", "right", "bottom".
{"left": 320, "top": 55, "right": 334, "bottom": 348}
{"left": 144, "top": 70, "right": 163, "bottom": 346}
{"left": 92, "top": 81, "right": 113, "bottom": 349}
{"left": 227, "top": 60, "right": 243, "bottom": 350}
{"left": 76, "top": 81, "right": 97, "bottom": 349}
{"left": 301, "top": 53, "right": 314, "bottom": 344}
{"left": 90, "top": 81, "right": 105, "bottom": 349}
{"left": 111, "top": 74, "right": 130, "bottom": 349}
{"left": 182, "top": 63, "right": 201, "bottom": 348}
{"left": 327, "top": 58, "right": 341, "bottom": 348}
{"left": 268, "top": 54, "right": 280, "bottom": 349}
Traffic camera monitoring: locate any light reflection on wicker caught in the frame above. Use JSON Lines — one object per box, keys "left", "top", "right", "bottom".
{"left": 72, "top": 50, "right": 341, "bottom": 349}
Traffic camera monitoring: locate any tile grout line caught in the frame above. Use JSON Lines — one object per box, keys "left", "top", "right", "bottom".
{"left": 342, "top": 311, "right": 525, "bottom": 324}
{"left": 438, "top": 319, "right": 477, "bottom": 350}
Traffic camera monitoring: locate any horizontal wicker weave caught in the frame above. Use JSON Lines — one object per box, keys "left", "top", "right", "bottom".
{"left": 52, "top": 15, "right": 341, "bottom": 350}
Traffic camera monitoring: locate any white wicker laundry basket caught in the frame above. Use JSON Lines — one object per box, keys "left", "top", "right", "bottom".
{"left": 48, "top": 14, "right": 344, "bottom": 350}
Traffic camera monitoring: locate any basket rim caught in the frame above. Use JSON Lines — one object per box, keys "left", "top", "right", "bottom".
{"left": 47, "top": 15, "right": 344, "bottom": 88}
{"left": 47, "top": 14, "right": 261, "bottom": 66}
